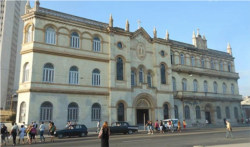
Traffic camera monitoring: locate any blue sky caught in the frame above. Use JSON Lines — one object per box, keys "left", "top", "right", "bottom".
{"left": 31, "top": 1, "right": 250, "bottom": 97}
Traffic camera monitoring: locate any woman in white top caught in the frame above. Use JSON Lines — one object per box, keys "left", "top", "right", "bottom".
{"left": 18, "top": 125, "right": 26, "bottom": 144}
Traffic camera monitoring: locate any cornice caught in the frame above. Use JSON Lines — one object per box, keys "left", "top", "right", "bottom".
{"left": 17, "top": 88, "right": 109, "bottom": 96}
{"left": 20, "top": 47, "right": 110, "bottom": 63}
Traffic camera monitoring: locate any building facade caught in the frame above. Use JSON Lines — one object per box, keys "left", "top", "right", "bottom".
{"left": 16, "top": 1, "right": 242, "bottom": 129}
{"left": 241, "top": 96, "right": 250, "bottom": 121}
{"left": 0, "top": 0, "right": 26, "bottom": 110}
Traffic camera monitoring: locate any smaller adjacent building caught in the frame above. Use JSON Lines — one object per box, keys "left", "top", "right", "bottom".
{"left": 241, "top": 96, "right": 250, "bottom": 121}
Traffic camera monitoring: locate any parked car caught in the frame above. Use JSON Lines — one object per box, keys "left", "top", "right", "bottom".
{"left": 109, "top": 121, "right": 138, "bottom": 134}
{"left": 163, "top": 119, "right": 179, "bottom": 130}
{"left": 54, "top": 124, "right": 88, "bottom": 139}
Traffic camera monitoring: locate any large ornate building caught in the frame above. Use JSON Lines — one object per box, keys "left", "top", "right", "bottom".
{"left": 16, "top": 0, "right": 242, "bottom": 129}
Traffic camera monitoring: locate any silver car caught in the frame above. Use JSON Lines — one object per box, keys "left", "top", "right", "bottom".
{"left": 163, "top": 119, "right": 179, "bottom": 130}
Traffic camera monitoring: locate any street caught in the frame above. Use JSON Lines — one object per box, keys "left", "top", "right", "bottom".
{"left": 3, "top": 127, "right": 250, "bottom": 147}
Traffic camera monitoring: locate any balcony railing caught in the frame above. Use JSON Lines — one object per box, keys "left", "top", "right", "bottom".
{"left": 172, "top": 64, "right": 239, "bottom": 79}
{"left": 174, "top": 91, "right": 243, "bottom": 102}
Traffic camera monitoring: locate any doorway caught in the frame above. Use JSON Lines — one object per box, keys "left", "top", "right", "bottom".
{"left": 137, "top": 109, "right": 149, "bottom": 125}
{"left": 205, "top": 112, "right": 211, "bottom": 124}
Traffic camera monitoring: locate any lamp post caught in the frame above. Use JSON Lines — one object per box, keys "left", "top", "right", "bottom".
{"left": 143, "top": 113, "right": 145, "bottom": 130}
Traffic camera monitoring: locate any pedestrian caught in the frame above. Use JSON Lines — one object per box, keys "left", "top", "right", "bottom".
{"left": 18, "top": 125, "right": 26, "bottom": 144}
{"left": 98, "top": 121, "right": 110, "bottom": 147}
{"left": 159, "top": 120, "right": 164, "bottom": 133}
{"left": 149, "top": 121, "right": 154, "bottom": 134}
{"left": 177, "top": 120, "right": 181, "bottom": 133}
{"left": 171, "top": 120, "right": 175, "bottom": 133}
{"left": 3, "top": 124, "right": 9, "bottom": 143}
{"left": 145, "top": 120, "right": 150, "bottom": 134}
{"left": 39, "top": 122, "right": 45, "bottom": 142}
{"left": 47, "top": 121, "right": 51, "bottom": 136}
{"left": 11, "top": 123, "right": 19, "bottom": 145}
{"left": 30, "top": 125, "right": 37, "bottom": 144}
{"left": 1, "top": 124, "right": 7, "bottom": 146}
{"left": 206, "top": 119, "right": 209, "bottom": 126}
{"left": 241, "top": 118, "right": 244, "bottom": 124}
{"left": 226, "top": 120, "right": 234, "bottom": 139}
{"left": 33, "top": 121, "right": 38, "bottom": 128}
{"left": 26, "top": 125, "right": 32, "bottom": 144}
{"left": 223, "top": 118, "right": 226, "bottom": 126}
{"left": 154, "top": 120, "right": 159, "bottom": 132}
{"left": 183, "top": 119, "right": 186, "bottom": 130}
{"left": 97, "top": 120, "right": 100, "bottom": 133}
{"left": 167, "top": 121, "right": 171, "bottom": 132}
{"left": 49, "top": 122, "right": 56, "bottom": 142}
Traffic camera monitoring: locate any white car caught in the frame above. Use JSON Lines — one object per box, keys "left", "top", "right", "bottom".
{"left": 163, "top": 119, "right": 179, "bottom": 130}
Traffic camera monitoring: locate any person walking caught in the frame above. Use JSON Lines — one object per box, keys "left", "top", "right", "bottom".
{"left": 39, "top": 122, "right": 45, "bottom": 142}
{"left": 4, "top": 124, "right": 9, "bottom": 143}
{"left": 1, "top": 124, "right": 7, "bottom": 146}
{"left": 97, "top": 121, "right": 100, "bottom": 133}
{"left": 159, "top": 120, "right": 164, "bottom": 133}
{"left": 26, "top": 125, "right": 32, "bottom": 144}
{"left": 49, "top": 122, "right": 56, "bottom": 142}
{"left": 226, "top": 120, "right": 234, "bottom": 139}
{"left": 11, "top": 123, "right": 19, "bottom": 145}
{"left": 154, "top": 120, "right": 159, "bottom": 132}
{"left": 183, "top": 119, "right": 186, "bottom": 130}
{"left": 30, "top": 125, "right": 37, "bottom": 144}
{"left": 177, "top": 120, "right": 181, "bottom": 133}
{"left": 171, "top": 120, "right": 175, "bottom": 133}
{"left": 145, "top": 120, "right": 150, "bottom": 134}
{"left": 98, "top": 121, "right": 110, "bottom": 147}
{"left": 18, "top": 125, "right": 26, "bottom": 144}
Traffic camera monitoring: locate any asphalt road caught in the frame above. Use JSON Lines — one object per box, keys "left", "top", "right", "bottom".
{"left": 3, "top": 127, "right": 250, "bottom": 147}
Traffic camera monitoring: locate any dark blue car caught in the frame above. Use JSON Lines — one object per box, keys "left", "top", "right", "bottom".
{"left": 55, "top": 124, "right": 88, "bottom": 139}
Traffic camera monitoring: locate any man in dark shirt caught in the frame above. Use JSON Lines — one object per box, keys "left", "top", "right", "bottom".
{"left": 1, "top": 124, "right": 7, "bottom": 146}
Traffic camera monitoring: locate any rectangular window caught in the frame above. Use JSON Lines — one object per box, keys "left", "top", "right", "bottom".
{"left": 43, "top": 69, "right": 54, "bottom": 83}
{"left": 69, "top": 71, "right": 79, "bottom": 84}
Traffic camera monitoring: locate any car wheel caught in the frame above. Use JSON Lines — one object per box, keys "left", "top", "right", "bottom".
{"left": 58, "top": 134, "right": 63, "bottom": 139}
{"left": 128, "top": 130, "right": 133, "bottom": 134}
{"left": 81, "top": 132, "right": 86, "bottom": 137}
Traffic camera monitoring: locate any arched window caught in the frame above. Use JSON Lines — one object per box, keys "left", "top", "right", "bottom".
{"left": 185, "top": 105, "right": 190, "bottom": 119}
{"left": 147, "top": 72, "right": 152, "bottom": 87}
{"left": 219, "top": 61, "right": 223, "bottom": 71}
{"left": 92, "top": 69, "right": 100, "bottom": 86}
{"left": 174, "top": 105, "right": 179, "bottom": 119}
{"left": 69, "top": 66, "right": 79, "bottom": 85}
{"left": 161, "top": 64, "right": 166, "bottom": 84}
{"left": 201, "top": 58, "right": 205, "bottom": 68}
{"left": 204, "top": 81, "right": 208, "bottom": 92}
{"left": 234, "top": 107, "right": 238, "bottom": 119}
{"left": 191, "top": 56, "right": 195, "bottom": 66}
{"left": 131, "top": 71, "right": 136, "bottom": 86}
{"left": 93, "top": 36, "right": 101, "bottom": 52}
{"left": 19, "top": 102, "right": 26, "bottom": 123}
{"left": 216, "top": 106, "right": 221, "bottom": 119}
{"left": 196, "top": 106, "right": 201, "bottom": 119}
{"left": 40, "top": 101, "right": 53, "bottom": 121}
{"left": 26, "top": 26, "right": 32, "bottom": 43}
{"left": 23, "top": 63, "right": 29, "bottom": 82}
{"left": 193, "top": 80, "right": 198, "bottom": 92}
{"left": 139, "top": 67, "right": 144, "bottom": 83}
{"left": 180, "top": 54, "right": 185, "bottom": 65}
{"left": 223, "top": 83, "right": 227, "bottom": 94}
{"left": 68, "top": 102, "right": 78, "bottom": 121}
{"left": 116, "top": 57, "right": 123, "bottom": 80}
{"left": 231, "top": 84, "right": 235, "bottom": 94}
{"left": 45, "top": 27, "right": 56, "bottom": 44}
{"left": 213, "top": 82, "right": 218, "bottom": 93}
{"left": 117, "top": 103, "right": 124, "bottom": 121}
{"left": 225, "top": 106, "right": 230, "bottom": 119}
{"left": 182, "top": 79, "right": 187, "bottom": 91}
{"left": 228, "top": 62, "right": 231, "bottom": 72}
{"left": 70, "top": 32, "right": 79, "bottom": 48}
{"left": 211, "top": 59, "right": 214, "bottom": 69}
{"left": 170, "top": 52, "right": 174, "bottom": 65}
{"left": 164, "top": 104, "right": 169, "bottom": 119}
{"left": 92, "top": 103, "right": 101, "bottom": 120}
{"left": 172, "top": 77, "right": 176, "bottom": 91}
{"left": 43, "top": 63, "right": 54, "bottom": 83}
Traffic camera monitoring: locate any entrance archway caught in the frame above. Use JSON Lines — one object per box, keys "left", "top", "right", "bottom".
{"left": 205, "top": 104, "right": 213, "bottom": 124}
{"left": 133, "top": 93, "right": 155, "bottom": 125}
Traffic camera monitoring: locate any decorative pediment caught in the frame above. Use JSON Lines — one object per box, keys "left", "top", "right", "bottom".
{"left": 131, "top": 27, "right": 152, "bottom": 43}
{"left": 137, "top": 99, "right": 149, "bottom": 107}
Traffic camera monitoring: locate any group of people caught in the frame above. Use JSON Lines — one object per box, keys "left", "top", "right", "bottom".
{"left": 65, "top": 121, "right": 77, "bottom": 129}
{"left": 0, "top": 121, "right": 56, "bottom": 146}
{"left": 145, "top": 119, "right": 186, "bottom": 134}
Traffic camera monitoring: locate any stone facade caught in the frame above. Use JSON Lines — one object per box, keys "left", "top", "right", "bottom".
{"left": 16, "top": 1, "right": 242, "bottom": 129}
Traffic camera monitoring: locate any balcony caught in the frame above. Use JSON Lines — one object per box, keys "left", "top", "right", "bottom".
{"left": 172, "top": 64, "right": 239, "bottom": 79}
{"left": 174, "top": 91, "right": 243, "bottom": 102}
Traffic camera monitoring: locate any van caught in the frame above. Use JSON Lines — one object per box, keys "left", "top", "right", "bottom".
{"left": 162, "top": 119, "right": 179, "bottom": 130}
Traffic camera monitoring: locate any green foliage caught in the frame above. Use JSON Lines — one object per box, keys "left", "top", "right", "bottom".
{"left": 7, "top": 113, "right": 16, "bottom": 125}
